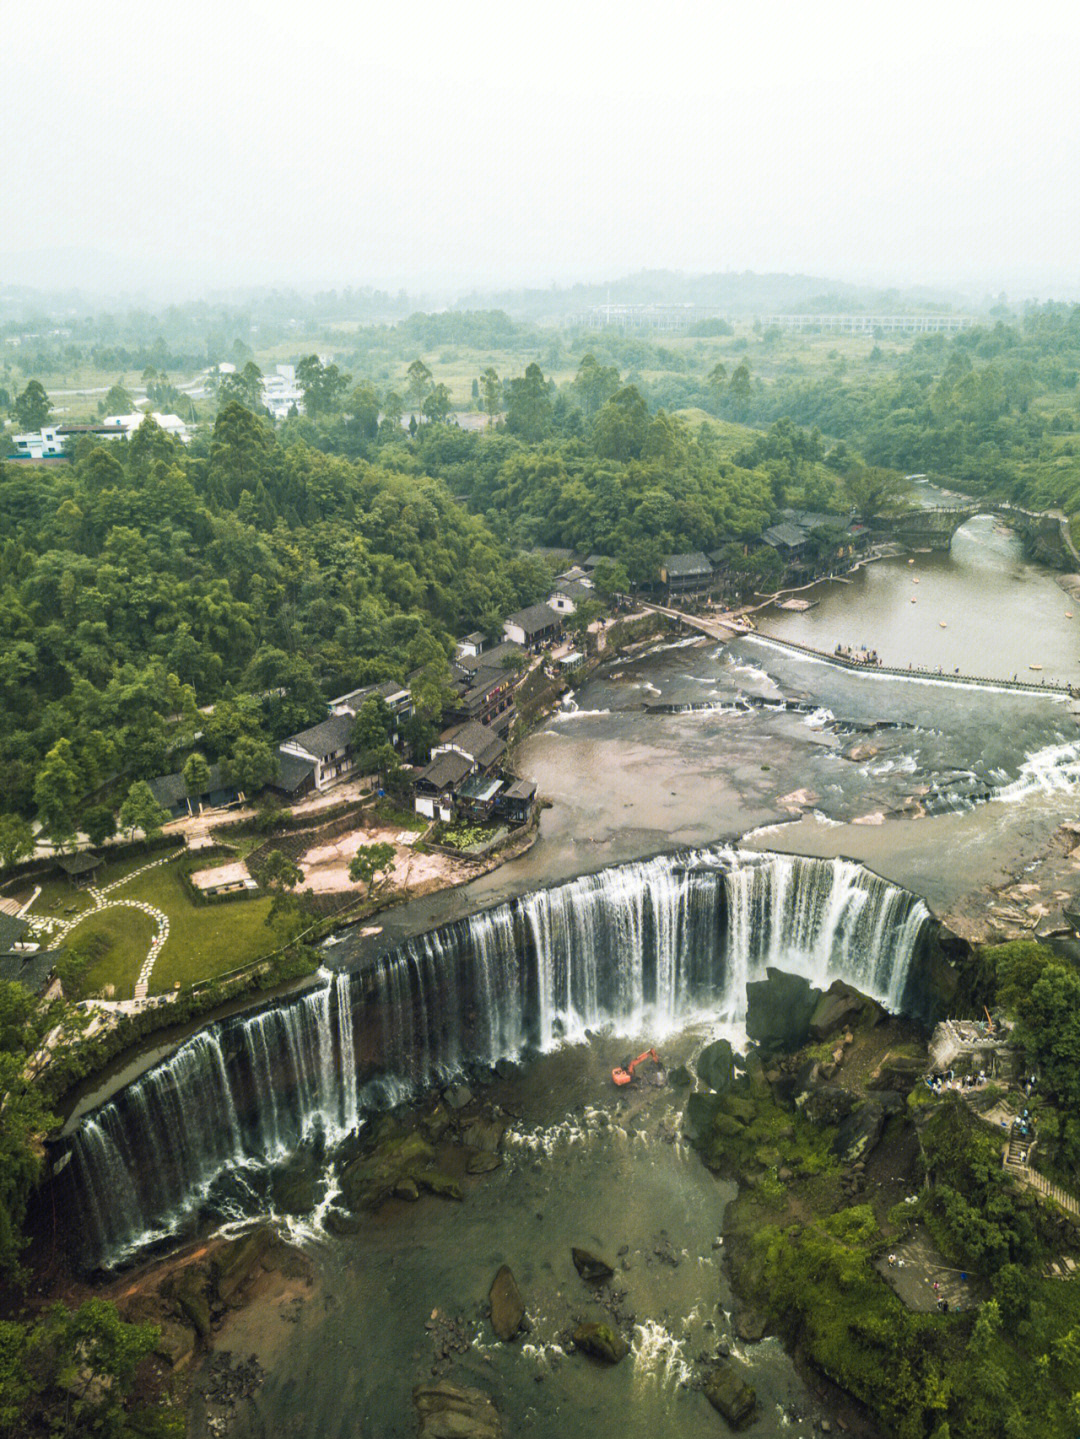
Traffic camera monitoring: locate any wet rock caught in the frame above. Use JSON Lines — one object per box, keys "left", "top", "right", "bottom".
{"left": 809, "top": 980, "right": 885, "bottom": 1041}
{"left": 488, "top": 1266, "right": 525, "bottom": 1341}
{"left": 494, "top": 1059, "right": 518, "bottom": 1080}
{"left": 393, "top": 1178, "right": 420, "bottom": 1201}
{"left": 212, "top": 1226, "right": 275, "bottom": 1305}
{"left": 572, "top": 1247, "right": 614, "bottom": 1282}
{"left": 835, "top": 1100, "right": 886, "bottom": 1165}
{"left": 572, "top": 1321, "right": 628, "bottom": 1364}
{"left": 323, "top": 1209, "right": 362, "bottom": 1235}
{"left": 682, "top": 1090, "right": 723, "bottom": 1144}
{"left": 733, "top": 1307, "right": 767, "bottom": 1342}
{"left": 340, "top": 1130, "right": 435, "bottom": 1210}
{"left": 697, "top": 1038, "right": 735, "bottom": 1092}
{"left": 162, "top": 1264, "right": 213, "bottom": 1339}
{"left": 417, "top": 1170, "right": 463, "bottom": 1201}
{"left": 466, "top": 1151, "right": 502, "bottom": 1175}
{"left": 797, "top": 1084, "right": 855, "bottom": 1127}
{"left": 667, "top": 1064, "right": 693, "bottom": 1088}
{"left": 414, "top": 1381, "right": 502, "bottom": 1439}
{"left": 459, "top": 1113, "right": 508, "bottom": 1153}
{"left": 444, "top": 1084, "right": 474, "bottom": 1110}
{"left": 422, "top": 1105, "right": 451, "bottom": 1142}
{"left": 271, "top": 1162, "right": 317, "bottom": 1216}
{"left": 704, "top": 1360, "right": 757, "bottom": 1428}
{"left": 746, "top": 968, "right": 822, "bottom": 1053}
{"left": 154, "top": 1320, "right": 196, "bottom": 1370}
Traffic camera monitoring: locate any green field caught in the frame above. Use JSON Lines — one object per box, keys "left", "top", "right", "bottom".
{"left": 18, "top": 852, "right": 276, "bottom": 999}
{"left": 127, "top": 864, "right": 275, "bottom": 995}
{"left": 77, "top": 907, "right": 157, "bottom": 997}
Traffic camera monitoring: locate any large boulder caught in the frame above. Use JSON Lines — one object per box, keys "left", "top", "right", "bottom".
{"left": 572, "top": 1321, "right": 628, "bottom": 1364}
{"left": 571, "top": 1247, "right": 614, "bottom": 1282}
{"left": 704, "top": 1360, "right": 757, "bottom": 1427}
{"left": 162, "top": 1265, "right": 212, "bottom": 1339}
{"left": 212, "top": 1226, "right": 274, "bottom": 1304}
{"left": 835, "top": 1099, "right": 887, "bottom": 1164}
{"left": 414, "top": 1382, "right": 502, "bottom": 1439}
{"left": 867, "top": 1051, "right": 926, "bottom": 1094}
{"left": 682, "top": 1091, "right": 724, "bottom": 1144}
{"left": 488, "top": 1266, "right": 525, "bottom": 1342}
{"left": 340, "top": 1130, "right": 436, "bottom": 1211}
{"left": 271, "top": 1161, "right": 317, "bottom": 1216}
{"left": 154, "top": 1320, "right": 196, "bottom": 1371}
{"left": 809, "top": 980, "right": 885, "bottom": 1040}
{"left": 696, "top": 1038, "right": 735, "bottom": 1092}
{"left": 746, "top": 968, "right": 822, "bottom": 1052}
{"left": 796, "top": 1084, "right": 855, "bottom": 1128}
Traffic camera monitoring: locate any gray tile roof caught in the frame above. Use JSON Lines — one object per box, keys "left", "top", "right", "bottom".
{"left": 284, "top": 712, "right": 355, "bottom": 758}
{"left": 415, "top": 750, "right": 472, "bottom": 791}
{"left": 55, "top": 852, "right": 102, "bottom": 876}
{"left": 0, "top": 949, "right": 58, "bottom": 993}
{"left": 148, "top": 762, "right": 231, "bottom": 809}
{"left": 505, "top": 603, "right": 563, "bottom": 637}
{"left": 274, "top": 752, "right": 316, "bottom": 792}
{"left": 763, "top": 523, "right": 808, "bottom": 549}
{"left": 0, "top": 912, "right": 30, "bottom": 953}
{"left": 438, "top": 720, "right": 506, "bottom": 769}
{"left": 663, "top": 551, "right": 712, "bottom": 578}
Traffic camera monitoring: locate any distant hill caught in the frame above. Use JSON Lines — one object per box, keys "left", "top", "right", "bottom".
{"left": 452, "top": 269, "right": 972, "bottom": 320}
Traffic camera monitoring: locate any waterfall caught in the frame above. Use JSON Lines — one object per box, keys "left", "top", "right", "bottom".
{"left": 60, "top": 850, "right": 931, "bottom": 1269}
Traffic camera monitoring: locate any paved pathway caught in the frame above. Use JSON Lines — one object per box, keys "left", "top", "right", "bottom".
{"left": 33, "top": 852, "right": 180, "bottom": 1000}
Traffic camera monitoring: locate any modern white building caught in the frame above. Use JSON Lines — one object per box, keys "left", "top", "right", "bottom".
{"left": 101, "top": 412, "right": 190, "bottom": 442}
{"left": 10, "top": 426, "right": 69, "bottom": 459}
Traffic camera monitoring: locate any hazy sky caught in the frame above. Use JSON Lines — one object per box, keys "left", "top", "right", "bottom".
{"left": 4, "top": 0, "right": 1079, "bottom": 298}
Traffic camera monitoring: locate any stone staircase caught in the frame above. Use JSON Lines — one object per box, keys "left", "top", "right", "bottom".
{"left": 1004, "top": 1129, "right": 1080, "bottom": 1220}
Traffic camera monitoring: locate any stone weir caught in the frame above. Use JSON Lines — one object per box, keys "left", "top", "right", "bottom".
{"left": 49, "top": 848, "right": 967, "bottom": 1271}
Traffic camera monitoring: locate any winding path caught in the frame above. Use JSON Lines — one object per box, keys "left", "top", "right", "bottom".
{"left": 43, "top": 852, "right": 179, "bottom": 1000}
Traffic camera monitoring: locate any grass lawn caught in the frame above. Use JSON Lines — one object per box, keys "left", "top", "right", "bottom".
{"left": 120, "top": 865, "right": 276, "bottom": 994}
{"left": 77, "top": 907, "right": 157, "bottom": 998}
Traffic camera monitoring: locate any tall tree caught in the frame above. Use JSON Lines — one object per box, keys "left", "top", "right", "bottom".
{"left": 33, "top": 741, "right": 82, "bottom": 849}
{"left": 297, "top": 355, "right": 350, "bottom": 417}
{"left": 572, "top": 354, "right": 620, "bottom": 417}
{"left": 405, "top": 359, "right": 434, "bottom": 418}
{"left": 118, "top": 780, "right": 169, "bottom": 845}
{"left": 506, "top": 363, "right": 552, "bottom": 442}
{"left": 218, "top": 361, "right": 265, "bottom": 414}
{"left": 13, "top": 380, "right": 51, "bottom": 430}
{"left": 348, "top": 841, "right": 396, "bottom": 896}
{"left": 0, "top": 815, "right": 34, "bottom": 871}
{"left": 481, "top": 367, "right": 502, "bottom": 427}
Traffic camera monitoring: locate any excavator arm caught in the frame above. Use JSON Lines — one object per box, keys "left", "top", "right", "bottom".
{"left": 612, "top": 1048, "right": 661, "bottom": 1086}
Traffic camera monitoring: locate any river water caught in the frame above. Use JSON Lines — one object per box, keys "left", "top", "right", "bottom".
{"left": 153, "top": 511, "right": 1080, "bottom": 1435}
{"left": 202, "top": 1032, "right": 828, "bottom": 1439}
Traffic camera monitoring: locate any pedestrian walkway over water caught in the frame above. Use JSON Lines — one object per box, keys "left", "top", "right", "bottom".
{"left": 633, "top": 598, "right": 1076, "bottom": 699}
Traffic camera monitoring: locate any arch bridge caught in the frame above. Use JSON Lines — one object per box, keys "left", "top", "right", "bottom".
{"left": 882, "top": 503, "right": 1079, "bottom": 569}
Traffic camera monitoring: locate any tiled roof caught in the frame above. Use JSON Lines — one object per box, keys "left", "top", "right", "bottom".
{"left": 505, "top": 603, "right": 563, "bottom": 636}
{"left": 663, "top": 551, "right": 712, "bottom": 577}
{"left": 415, "top": 751, "right": 472, "bottom": 791}
{"left": 284, "top": 712, "right": 355, "bottom": 758}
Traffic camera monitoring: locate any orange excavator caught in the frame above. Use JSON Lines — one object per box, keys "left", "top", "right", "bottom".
{"left": 612, "top": 1048, "right": 662, "bottom": 1087}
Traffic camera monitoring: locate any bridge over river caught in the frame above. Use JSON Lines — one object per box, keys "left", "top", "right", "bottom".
{"left": 885, "top": 502, "right": 1080, "bottom": 570}
{"left": 632, "top": 598, "right": 1077, "bottom": 699}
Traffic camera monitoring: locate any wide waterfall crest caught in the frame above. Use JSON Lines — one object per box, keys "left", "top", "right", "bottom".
{"left": 60, "top": 849, "right": 929, "bottom": 1267}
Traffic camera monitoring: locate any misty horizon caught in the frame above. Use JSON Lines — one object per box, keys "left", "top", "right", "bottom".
{"left": 3, "top": 1, "right": 1078, "bottom": 309}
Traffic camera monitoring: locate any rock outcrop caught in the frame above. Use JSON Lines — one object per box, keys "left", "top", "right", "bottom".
{"left": 488, "top": 1266, "right": 525, "bottom": 1342}
{"left": 414, "top": 1382, "right": 502, "bottom": 1439}
{"left": 572, "top": 1321, "right": 628, "bottom": 1364}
